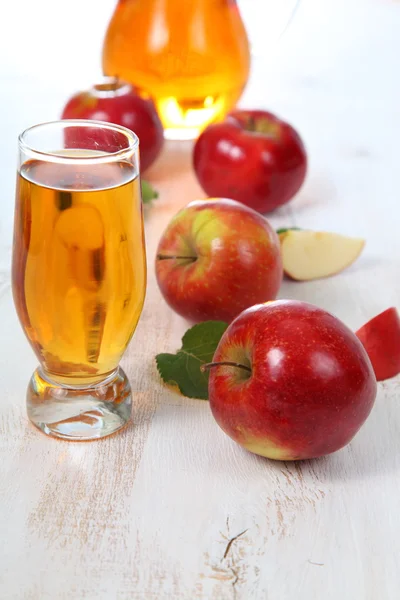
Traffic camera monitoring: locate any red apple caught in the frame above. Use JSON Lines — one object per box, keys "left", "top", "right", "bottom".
{"left": 356, "top": 307, "right": 400, "bottom": 382}
{"left": 61, "top": 77, "right": 164, "bottom": 171}
{"left": 155, "top": 199, "right": 282, "bottom": 323}
{"left": 207, "top": 300, "right": 376, "bottom": 460}
{"left": 193, "top": 110, "right": 307, "bottom": 214}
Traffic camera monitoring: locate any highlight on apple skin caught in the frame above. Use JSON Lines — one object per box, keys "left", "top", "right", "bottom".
{"left": 207, "top": 300, "right": 377, "bottom": 461}
{"left": 155, "top": 199, "right": 283, "bottom": 323}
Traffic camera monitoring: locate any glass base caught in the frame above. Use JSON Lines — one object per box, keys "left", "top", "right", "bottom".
{"left": 27, "top": 367, "right": 132, "bottom": 441}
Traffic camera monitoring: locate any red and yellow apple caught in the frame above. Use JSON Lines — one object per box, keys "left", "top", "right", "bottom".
{"left": 207, "top": 300, "right": 377, "bottom": 460}
{"left": 356, "top": 307, "right": 400, "bottom": 381}
{"left": 155, "top": 199, "right": 282, "bottom": 323}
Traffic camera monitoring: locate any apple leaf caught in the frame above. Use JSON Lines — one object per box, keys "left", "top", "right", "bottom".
{"left": 276, "top": 226, "right": 302, "bottom": 235}
{"left": 156, "top": 321, "right": 228, "bottom": 400}
{"left": 141, "top": 179, "right": 159, "bottom": 204}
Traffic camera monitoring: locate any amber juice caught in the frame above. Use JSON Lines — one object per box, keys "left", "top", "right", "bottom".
{"left": 102, "top": 0, "right": 250, "bottom": 138}
{"left": 12, "top": 158, "right": 146, "bottom": 385}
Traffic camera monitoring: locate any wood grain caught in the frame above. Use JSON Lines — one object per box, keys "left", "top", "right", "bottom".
{"left": 1, "top": 0, "right": 400, "bottom": 598}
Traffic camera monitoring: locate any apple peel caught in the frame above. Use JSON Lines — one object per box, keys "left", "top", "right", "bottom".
{"left": 280, "top": 229, "right": 365, "bottom": 281}
{"left": 207, "top": 300, "right": 377, "bottom": 461}
{"left": 356, "top": 307, "right": 400, "bottom": 382}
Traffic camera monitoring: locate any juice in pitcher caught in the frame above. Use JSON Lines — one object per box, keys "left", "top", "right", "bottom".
{"left": 102, "top": 0, "right": 250, "bottom": 139}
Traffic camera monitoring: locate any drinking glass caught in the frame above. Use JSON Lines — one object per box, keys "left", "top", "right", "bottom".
{"left": 12, "top": 120, "right": 146, "bottom": 440}
{"left": 102, "top": 0, "right": 301, "bottom": 140}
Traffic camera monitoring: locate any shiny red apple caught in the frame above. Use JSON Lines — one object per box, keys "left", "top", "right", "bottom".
{"left": 207, "top": 300, "right": 376, "bottom": 460}
{"left": 356, "top": 307, "right": 400, "bottom": 381}
{"left": 61, "top": 77, "right": 164, "bottom": 171}
{"left": 193, "top": 110, "right": 307, "bottom": 214}
{"left": 155, "top": 199, "right": 282, "bottom": 323}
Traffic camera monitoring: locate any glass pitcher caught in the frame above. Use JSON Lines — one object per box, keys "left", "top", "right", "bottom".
{"left": 102, "top": 0, "right": 251, "bottom": 140}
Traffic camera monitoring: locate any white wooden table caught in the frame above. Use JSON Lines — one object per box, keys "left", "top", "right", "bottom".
{"left": 1, "top": 0, "right": 400, "bottom": 598}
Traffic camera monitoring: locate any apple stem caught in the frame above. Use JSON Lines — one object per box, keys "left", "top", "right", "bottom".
{"left": 157, "top": 254, "right": 197, "bottom": 262}
{"left": 201, "top": 361, "right": 252, "bottom": 373}
{"left": 247, "top": 115, "right": 256, "bottom": 131}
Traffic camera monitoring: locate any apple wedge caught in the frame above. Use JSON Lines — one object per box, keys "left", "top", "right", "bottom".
{"left": 356, "top": 307, "right": 400, "bottom": 382}
{"left": 280, "top": 230, "right": 365, "bottom": 281}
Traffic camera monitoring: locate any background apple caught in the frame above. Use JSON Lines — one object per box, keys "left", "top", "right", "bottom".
{"left": 207, "top": 300, "right": 376, "bottom": 460}
{"left": 155, "top": 199, "right": 283, "bottom": 323}
{"left": 193, "top": 110, "right": 307, "bottom": 214}
{"left": 61, "top": 77, "right": 164, "bottom": 171}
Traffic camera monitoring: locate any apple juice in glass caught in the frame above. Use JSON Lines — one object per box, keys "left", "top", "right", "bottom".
{"left": 12, "top": 121, "right": 146, "bottom": 440}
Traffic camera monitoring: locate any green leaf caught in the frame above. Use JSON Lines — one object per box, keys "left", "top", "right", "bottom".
{"left": 156, "top": 321, "right": 229, "bottom": 400}
{"left": 276, "top": 226, "right": 302, "bottom": 235}
{"left": 141, "top": 179, "right": 159, "bottom": 204}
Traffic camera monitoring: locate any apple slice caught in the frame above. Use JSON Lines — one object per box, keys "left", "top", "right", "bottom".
{"left": 280, "top": 230, "right": 365, "bottom": 281}
{"left": 356, "top": 307, "right": 400, "bottom": 382}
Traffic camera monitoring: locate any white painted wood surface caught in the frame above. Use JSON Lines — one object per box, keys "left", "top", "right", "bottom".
{"left": 1, "top": 0, "right": 400, "bottom": 598}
